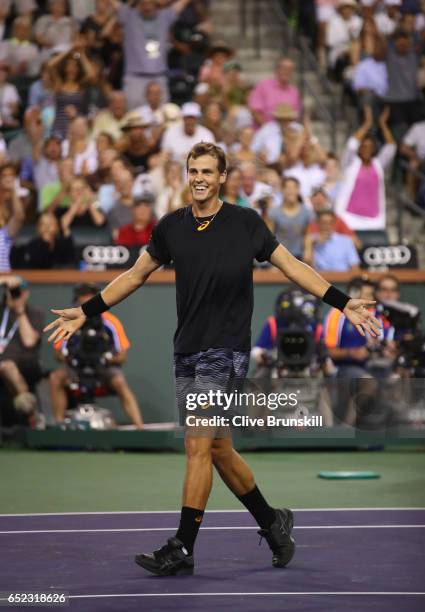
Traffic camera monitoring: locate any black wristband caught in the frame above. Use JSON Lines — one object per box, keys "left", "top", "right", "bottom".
{"left": 81, "top": 293, "right": 110, "bottom": 318}
{"left": 322, "top": 285, "right": 350, "bottom": 312}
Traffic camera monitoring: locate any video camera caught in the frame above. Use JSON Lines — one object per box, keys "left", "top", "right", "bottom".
{"left": 63, "top": 315, "right": 113, "bottom": 404}
{"left": 275, "top": 288, "right": 321, "bottom": 371}
{"left": 376, "top": 300, "right": 425, "bottom": 377}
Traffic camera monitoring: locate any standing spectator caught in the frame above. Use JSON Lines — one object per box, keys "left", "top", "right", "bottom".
{"left": 0, "top": 60, "right": 20, "bottom": 128}
{"left": 34, "top": 0, "right": 77, "bottom": 52}
{"left": 162, "top": 101, "right": 215, "bottom": 163}
{"left": 248, "top": 57, "right": 301, "bottom": 126}
{"left": 335, "top": 106, "right": 396, "bottom": 230}
{"left": 115, "top": 193, "right": 156, "bottom": 247}
{"left": 326, "top": 0, "right": 362, "bottom": 76}
{"left": 0, "top": 16, "right": 40, "bottom": 76}
{"left": 374, "top": 0, "right": 402, "bottom": 36}
{"left": 384, "top": 29, "right": 423, "bottom": 132}
{"left": 110, "top": 0, "right": 194, "bottom": 109}
{"left": 0, "top": 168, "right": 25, "bottom": 271}
{"left": 11, "top": 212, "right": 75, "bottom": 269}
{"left": 269, "top": 177, "right": 313, "bottom": 259}
{"left": 48, "top": 43, "right": 96, "bottom": 139}
{"left": 303, "top": 209, "right": 360, "bottom": 272}
{"left": 92, "top": 90, "right": 127, "bottom": 141}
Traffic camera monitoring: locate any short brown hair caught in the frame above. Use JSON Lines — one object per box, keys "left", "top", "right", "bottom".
{"left": 186, "top": 142, "right": 227, "bottom": 174}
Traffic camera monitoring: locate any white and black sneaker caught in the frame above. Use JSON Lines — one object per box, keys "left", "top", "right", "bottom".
{"left": 135, "top": 537, "right": 194, "bottom": 576}
{"left": 258, "top": 508, "right": 295, "bottom": 567}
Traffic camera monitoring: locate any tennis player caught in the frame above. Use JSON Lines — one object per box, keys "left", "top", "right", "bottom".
{"left": 44, "top": 143, "right": 381, "bottom": 576}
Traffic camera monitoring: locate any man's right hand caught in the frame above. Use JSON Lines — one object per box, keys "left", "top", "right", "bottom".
{"left": 44, "top": 308, "right": 87, "bottom": 344}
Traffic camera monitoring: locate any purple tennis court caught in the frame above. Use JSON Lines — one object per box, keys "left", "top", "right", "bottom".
{"left": 1, "top": 508, "right": 424, "bottom": 611}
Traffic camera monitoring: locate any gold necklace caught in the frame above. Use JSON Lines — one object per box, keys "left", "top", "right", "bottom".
{"left": 192, "top": 201, "right": 223, "bottom": 232}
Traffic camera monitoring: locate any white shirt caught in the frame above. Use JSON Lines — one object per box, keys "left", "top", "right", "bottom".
{"left": 374, "top": 12, "right": 399, "bottom": 37}
{"left": 162, "top": 122, "right": 215, "bottom": 163}
{"left": 284, "top": 163, "right": 326, "bottom": 199}
{"left": 62, "top": 139, "right": 98, "bottom": 176}
{"left": 403, "top": 121, "right": 425, "bottom": 160}
{"left": 239, "top": 181, "right": 274, "bottom": 207}
{"left": 0, "top": 82, "right": 20, "bottom": 124}
{"left": 326, "top": 13, "right": 363, "bottom": 66}
{"left": 251, "top": 120, "right": 302, "bottom": 165}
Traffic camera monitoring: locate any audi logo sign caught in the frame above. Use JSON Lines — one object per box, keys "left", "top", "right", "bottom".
{"left": 361, "top": 245, "right": 417, "bottom": 269}
{"left": 80, "top": 245, "right": 148, "bottom": 268}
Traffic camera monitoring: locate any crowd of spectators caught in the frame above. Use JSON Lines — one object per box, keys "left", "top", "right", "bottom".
{"left": 0, "top": 0, "right": 423, "bottom": 278}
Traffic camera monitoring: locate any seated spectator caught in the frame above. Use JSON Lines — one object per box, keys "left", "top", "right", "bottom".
{"left": 31, "top": 133, "right": 62, "bottom": 193}
{"left": 63, "top": 116, "right": 98, "bottom": 176}
{"left": 8, "top": 107, "right": 42, "bottom": 164}
{"left": 326, "top": 0, "right": 362, "bottom": 76}
{"left": 40, "top": 157, "right": 74, "bottom": 214}
{"left": 0, "top": 167, "right": 25, "bottom": 271}
{"left": 11, "top": 212, "right": 75, "bottom": 268}
{"left": 335, "top": 106, "right": 396, "bottom": 230}
{"left": 120, "top": 110, "right": 158, "bottom": 175}
{"left": 0, "top": 16, "right": 40, "bottom": 76}
{"left": 283, "top": 131, "right": 327, "bottom": 199}
{"left": 221, "top": 166, "right": 249, "bottom": 207}
{"left": 199, "top": 40, "right": 233, "bottom": 93}
{"left": 322, "top": 152, "right": 343, "bottom": 201}
{"left": 307, "top": 186, "right": 362, "bottom": 250}
{"left": 251, "top": 103, "right": 303, "bottom": 167}
{"left": 28, "top": 61, "right": 55, "bottom": 120}
{"left": 92, "top": 90, "right": 127, "bottom": 141}
{"left": 230, "top": 126, "right": 256, "bottom": 165}
{"left": 86, "top": 147, "right": 117, "bottom": 192}
{"left": 133, "top": 80, "right": 167, "bottom": 146}
{"left": 0, "top": 275, "right": 43, "bottom": 420}
{"left": 162, "top": 101, "right": 215, "bottom": 163}
{"left": 269, "top": 177, "right": 313, "bottom": 259}
{"left": 34, "top": 0, "right": 77, "bottom": 52}
{"left": 99, "top": 168, "right": 135, "bottom": 238}
{"left": 203, "top": 100, "right": 225, "bottom": 143}
{"left": 60, "top": 177, "right": 103, "bottom": 229}
{"left": 248, "top": 57, "right": 301, "bottom": 126}
{"left": 222, "top": 59, "right": 250, "bottom": 110}
{"left": 374, "top": 0, "right": 401, "bottom": 36}
{"left": 154, "top": 160, "right": 185, "bottom": 218}
{"left": 49, "top": 282, "right": 144, "bottom": 429}
{"left": 239, "top": 161, "right": 274, "bottom": 208}
{"left": 303, "top": 209, "right": 360, "bottom": 272}
{"left": 0, "top": 60, "right": 20, "bottom": 128}
{"left": 115, "top": 193, "right": 156, "bottom": 247}
{"left": 400, "top": 117, "right": 425, "bottom": 199}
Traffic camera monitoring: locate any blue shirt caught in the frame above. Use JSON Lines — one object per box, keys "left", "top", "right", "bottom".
{"left": 313, "top": 233, "right": 359, "bottom": 272}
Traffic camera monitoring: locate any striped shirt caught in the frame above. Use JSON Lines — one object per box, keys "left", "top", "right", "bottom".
{"left": 0, "top": 227, "right": 13, "bottom": 272}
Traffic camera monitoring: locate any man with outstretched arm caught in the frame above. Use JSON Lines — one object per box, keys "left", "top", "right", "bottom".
{"left": 45, "top": 143, "right": 381, "bottom": 576}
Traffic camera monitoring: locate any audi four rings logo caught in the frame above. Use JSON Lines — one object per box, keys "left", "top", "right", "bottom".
{"left": 363, "top": 245, "right": 412, "bottom": 267}
{"left": 83, "top": 246, "right": 130, "bottom": 265}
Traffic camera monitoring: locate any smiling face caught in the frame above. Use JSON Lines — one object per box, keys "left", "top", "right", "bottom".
{"left": 187, "top": 154, "right": 227, "bottom": 206}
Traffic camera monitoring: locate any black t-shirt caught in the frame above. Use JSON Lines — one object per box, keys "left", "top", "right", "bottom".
{"left": 147, "top": 202, "right": 279, "bottom": 353}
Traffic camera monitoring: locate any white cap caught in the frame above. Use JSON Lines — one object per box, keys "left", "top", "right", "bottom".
{"left": 384, "top": 0, "right": 402, "bottom": 6}
{"left": 181, "top": 102, "right": 202, "bottom": 118}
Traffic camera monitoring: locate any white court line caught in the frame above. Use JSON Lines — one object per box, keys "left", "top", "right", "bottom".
{"left": 67, "top": 592, "right": 425, "bottom": 600}
{"left": 1, "top": 525, "right": 425, "bottom": 535}
{"left": 0, "top": 507, "right": 424, "bottom": 517}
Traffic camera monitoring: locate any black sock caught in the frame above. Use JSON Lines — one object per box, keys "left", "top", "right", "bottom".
{"left": 237, "top": 485, "right": 276, "bottom": 530}
{"left": 175, "top": 506, "right": 204, "bottom": 554}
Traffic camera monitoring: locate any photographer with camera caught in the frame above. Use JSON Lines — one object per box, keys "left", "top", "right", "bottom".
{"left": 49, "top": 283, "right": 144, "bottom": 429}
{"left": 0, "top": 275, "right": 44, "bottom": 420}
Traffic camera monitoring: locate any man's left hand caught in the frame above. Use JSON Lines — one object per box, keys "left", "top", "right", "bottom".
{"left": 343, "top": 299, "right": 381, "bottom": 338}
